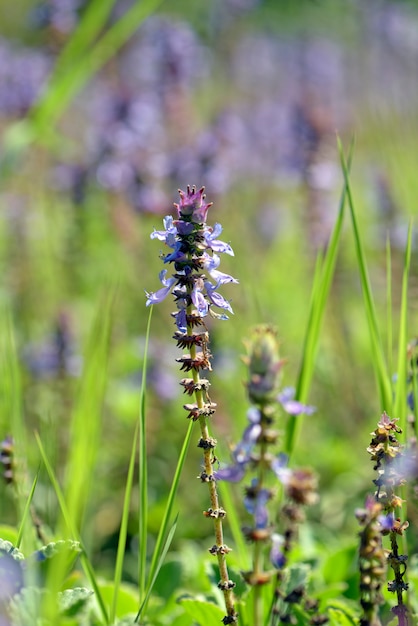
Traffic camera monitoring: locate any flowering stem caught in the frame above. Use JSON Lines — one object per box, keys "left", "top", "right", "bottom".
{"left": 187, "top": 314, "right": 236, "bottom": 619}
{"left": 147, "top": 186, "right": 238, "bottom": 624}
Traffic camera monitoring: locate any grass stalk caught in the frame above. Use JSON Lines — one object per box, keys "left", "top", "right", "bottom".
{"left": 138, "top": 307, "right": 152, "bottom": 604}
{"left": 110, "top": 422, "right": 139, "bottom": 624}
{"left": 285, "top": 139, "right": 353, "bottom": 456}
{"left": 338, "top": 138, "right": 392, "bottom": 413}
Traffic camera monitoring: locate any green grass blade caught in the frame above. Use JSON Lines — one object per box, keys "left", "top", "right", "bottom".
{"left": 138, "top": 307, "right": 153, "bottom": 601}
{"left": 386, "top": 237, "right": 393, "bottom": 386}
{"left": 36, "top": 432, "right": 109, "bottom": 625}
{"left": 412, "top": 349, "right": 418, "bottom": 441}
{"left": 15, "top": 470, "right": 39, "bottom": 549}
{"left": 31, "top": 0, "right": 165, "bottom": 136}
{"left": 111, "top": 422, "right": 139, "bottom": 624}
{"left": 284, "top": 140, "right": 353, "bottom": 456}
{"left": 338, "top": 137, "right": 392, "bottom": 412}
{"left": 393, "top": 220, "right": 413, "bottom": 435}
{"left": 51, "top": 0, "right": 119, "bottom": 72}
{"left": 135, "top": 516, "right": 178, "bottom": 622}
{"left": 64, "top": 289, "right": 115, "bottom": 535}
{"left": 79, "top": 551, "right": 110, "bottom": 625}
{"left": 36, "top": 432, "right": 76, "bottom": 538}
{"left": 145, "top": 420, "right": 194, "bottom": 597}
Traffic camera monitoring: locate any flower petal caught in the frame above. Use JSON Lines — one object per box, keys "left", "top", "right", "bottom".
{"left": 215, "top": 463, "right": 246, "bottom": 483}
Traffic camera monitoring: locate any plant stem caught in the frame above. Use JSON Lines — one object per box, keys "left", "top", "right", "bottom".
{"left": 189, "top": 327, "right": 236, "bottom": 619}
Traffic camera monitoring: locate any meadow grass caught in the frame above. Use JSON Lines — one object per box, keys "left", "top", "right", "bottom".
{"left": 0, "top": 2, "right": 417, "bottom": 625}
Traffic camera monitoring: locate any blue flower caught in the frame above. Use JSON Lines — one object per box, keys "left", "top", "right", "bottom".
{"left": 277, "top": 387, "right": 316, "bottom": 416}
{"left": 146, "top": 187, "right": 238, "bottom": 328}
{"left": 270, "top": 533, "right": 286, "bottom": 569}
{"left": 204, "top": 223, "right": 234, "bottom": 255}
{"left": 214, "top": 409, "right": 261, "bottom": 483}
{"left": 203, "top": 253, "right": 239, "bottom": 285}
{"left": 205, "top": 281, "right": 234, "bottom": 314}
{"left": 145, "top": 270, "right": 176, "bottom": 306}
{"left": 244, "top": 479, "right": 271, "bottom": 529}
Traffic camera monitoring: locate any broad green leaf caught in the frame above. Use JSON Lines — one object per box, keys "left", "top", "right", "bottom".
{"left": 180, "top": 598, "right": 226, "bottom": 623}
{"left": 99, "top": 580, "right": 139, "bottom": 618}
{"left": 328, "top": 606, "right": 358, "bottom": 626}
{"left": 0, "top": 526, "right": 18, "bottom": 546}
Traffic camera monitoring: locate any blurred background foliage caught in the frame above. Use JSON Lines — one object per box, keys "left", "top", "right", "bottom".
{"left": 0, "top": 0, "right": 418, "bottom": 584}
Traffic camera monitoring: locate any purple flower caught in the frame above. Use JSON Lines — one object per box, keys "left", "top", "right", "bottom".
{"left": 146, "top": 187, "right": 237, "bottom": 326}
{"left": 271, "top": 453, "right": 291, "bottom": 485}
{"left": 379, "top": 512, "right": 395, "bottom": 532}
{"left": 150, "top": 216, "right": 178, "bottom": 243}
{"left": 205, "top": 281, "right": 234, "bottom": 314}
{"left": 145, "top": 270, "right": 176, "bottom": 305}
{"left": 244, "top": 480, "right": 271, "bottom": 529}
{"left": 191, "top": 282, "right": 209, "bottom": 317}
{"left": 270, "top": 533, "right": 286, "bottom": 569}
{"left": 277, "top": 387, "right": 316, "bottom": 416}
{"left": 203, "top": 253, "right": 239, "bottom": 285}
{"left": 174, "top": 185, "right": 212, "bottom": 224}
{"left": 215, "top": 409, "right": 261, "bottom": 483}
{"left": 204, "top": 223, "right": 234, "bottom": 255}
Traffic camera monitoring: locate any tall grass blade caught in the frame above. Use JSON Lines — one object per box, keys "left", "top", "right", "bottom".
{"left": 15, "top": 470, "right": 39, "bottom": 549}
{"left": 386, "top": 237, "right": 393, "bottom": 382}
{"left": 64, "top": 288, "right": 115, "bottom": 535}
{"left": 338, "top": 138, "right": 392, "bottom": 412}
{"left": 0, "top": 307, "right": 32, "bottom": 551}
{"left": 393, "top": 220, "right": 413, "bottom": 436}
{"left": 284, "top": 140, "right": 353, "bottom": 456}
{"left": 145, "top": 420, "right": 194, "bottom": 602}
{"left": 138, "top": 307, "right": 152, "bottom": 601}
{"left": 31, "top": 0, "right": 165, "bottom": 136}
{"left": 36, "top": 432, "right": 109, "bottom": 625}
{"left": 135, "top": 516, "right": 178, "bottom": 622}
{"left": 111, "top": 423, "right": 139, "bottom": 624}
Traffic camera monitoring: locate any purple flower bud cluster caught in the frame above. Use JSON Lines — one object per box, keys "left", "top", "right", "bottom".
{"left": 146, "top": 186, "right": 238, "bottom": 331}
{"left": 30, "top": 0, "right": 87, "bottom": 36}
{"left": 215, "top": 326, "right": 318, "bottom": 621}
{"left": 0, "top": 38, "right": 51, "bottom": 118}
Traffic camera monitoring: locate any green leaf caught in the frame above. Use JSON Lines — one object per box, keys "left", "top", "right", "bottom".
{"left": 0, "top": 539, "right": 25, "bottom": 561}
{"left": 0, "top": 526, "right": 18, "bottom": 546}
{"left": 99, "top": 580, "right": 139, "bottom": 618}
{"left": 180, "top": 598, "right": 226, "bottom": 623}
{"left": 328, "top": 606, "right": 358, "bottom": 626}
{"left": 58, "top": 587, "right": 94, "bottom": 617}
{"left": 9, "top": 587, "right": 47, "bottom": 626}
{"left": 283, "top": 563, "right": 310, "bottom": 596}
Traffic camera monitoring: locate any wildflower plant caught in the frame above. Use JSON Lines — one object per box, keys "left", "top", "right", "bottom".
{"left": 215, "top": 325, "right": 319, "bottom": 625}
{"left": 357, "top": 412, "right": 412, "bottom": 626}
{"left": 146, "top": 185, "right": 239, "bottom": 624}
